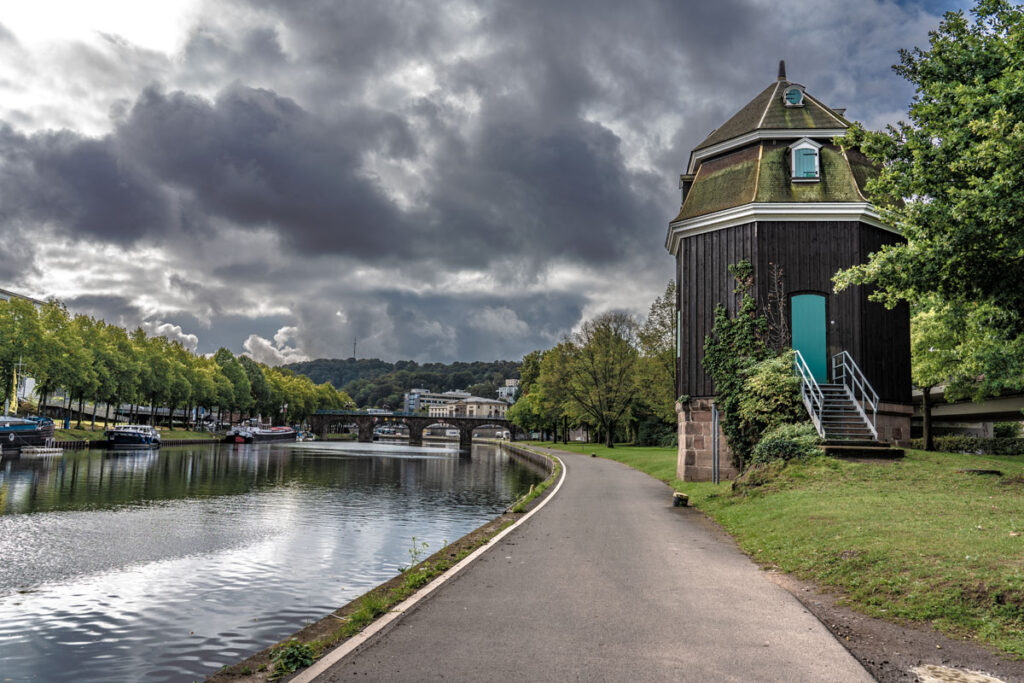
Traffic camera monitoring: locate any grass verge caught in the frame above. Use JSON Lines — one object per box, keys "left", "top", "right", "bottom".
{"left": 54, "top": 426, "right": 220, "bottom": 441}
{"left": 532, "top": 441, "right": 1024, "bottom": 658}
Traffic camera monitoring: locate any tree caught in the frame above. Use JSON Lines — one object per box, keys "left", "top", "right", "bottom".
{"left": 536, "top": 342, "right": 574, "bottom": 443}
{"left": 0, "top": 298, "right": 42, "bottom": 412}
{"left": 214, "top": 348, "right": 253, "bottom": 420}
{"left": 910, "top": 304, "right": 961, "bottom": 451}
{"left": 636, "top": 280, "right": 677, "bottom": 426}
{"left": 31, "top": 301, "right": 72, "bottom": 415}
{"left": 835, "top": 0, "right": 1024, "bottom": 388}
{"left": 563, "top": 311, "right": 639, "bottom": 448}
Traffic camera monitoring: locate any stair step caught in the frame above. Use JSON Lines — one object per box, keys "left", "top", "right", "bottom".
{"left": 821, "top": 444, "right": 904, "bottom": 459}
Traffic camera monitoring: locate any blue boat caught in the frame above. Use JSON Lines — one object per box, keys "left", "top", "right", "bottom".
{"left": 0, "top": 416, "right": 56, "bottom": 452}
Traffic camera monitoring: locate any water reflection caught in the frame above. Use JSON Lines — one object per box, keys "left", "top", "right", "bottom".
{"left": 0, "top": 441, "right": 542, "bottom": 682}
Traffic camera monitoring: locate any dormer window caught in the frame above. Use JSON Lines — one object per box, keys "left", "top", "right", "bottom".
{"left": 783, "top": 85, "right": 805, "bottom": 107}
{"left": 789, "top": 138, "right": 821, "bottom": 182}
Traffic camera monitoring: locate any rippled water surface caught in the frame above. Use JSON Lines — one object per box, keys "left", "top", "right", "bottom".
{"left": 0, "top": 441, "right": 543, "bottom": 682}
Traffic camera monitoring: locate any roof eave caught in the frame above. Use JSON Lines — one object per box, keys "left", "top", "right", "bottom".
{"left": 665, "top": 201, "right": 897, "bottom": 255}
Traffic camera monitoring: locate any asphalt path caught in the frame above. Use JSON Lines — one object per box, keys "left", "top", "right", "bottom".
{"left": 311, "top": 447, "right": 874, "bottom": 682}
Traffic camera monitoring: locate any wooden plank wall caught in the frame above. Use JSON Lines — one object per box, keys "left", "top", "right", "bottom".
{"left": 677, "top": 220, "right": 911, "bottom": 403}
{"left": 677, "top": 223, "right": 755, "bottom": 397}
{"left": 858, "top": 226, "right": 912, "bottom": 403}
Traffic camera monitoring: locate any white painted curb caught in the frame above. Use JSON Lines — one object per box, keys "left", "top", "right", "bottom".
{"left": 291, "top": 449, "right": 567, "bottom": 683}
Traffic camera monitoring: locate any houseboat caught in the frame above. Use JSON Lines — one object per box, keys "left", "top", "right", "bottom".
{"left": 223, "top": 424, "right": 297, "bottom": 444}
{"left": 104, "top": 424, "right": 162, "bottom": 449}
{"left": 0, "top": 415, "right": 55, "bottom": 452}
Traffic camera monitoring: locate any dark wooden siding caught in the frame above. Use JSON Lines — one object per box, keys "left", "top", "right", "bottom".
{"left": 858, "top": 226, "right": 912, "bottom": 403}
{"left": 677, "top": 220, "right": 911, "bottom": 403}
{"left": 677, "top": 223, "right": 756, "bottom": 397}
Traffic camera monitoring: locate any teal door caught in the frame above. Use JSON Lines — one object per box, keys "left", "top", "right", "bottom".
{"left": 791, "top": 294, "right": 827, "bottom": 383}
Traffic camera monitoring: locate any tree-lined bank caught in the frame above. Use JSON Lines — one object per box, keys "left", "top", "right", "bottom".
{"left": 0, "top": 298, "right": 354, "bottom": 427}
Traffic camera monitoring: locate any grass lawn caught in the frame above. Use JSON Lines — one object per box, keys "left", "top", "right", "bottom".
{"left": 529, "top": 440, "right": 1024, "bottom": 657}
{"left": 55, "top": 425, "right": 220, "bottom": 441}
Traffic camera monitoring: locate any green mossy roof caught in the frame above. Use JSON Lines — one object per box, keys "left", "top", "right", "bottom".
{"left": 694, "top": 80, "right": 849, "bottom": 152}
{"left": 674, "top": 142, "right": 874, "bottom": 222}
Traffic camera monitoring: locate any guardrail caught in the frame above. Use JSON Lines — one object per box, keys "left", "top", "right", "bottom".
{"left": 793, "top": 349, "right": 825, "bottom": 437}
{"left": 832, "top": 351, "right": 879, "bottom": 440}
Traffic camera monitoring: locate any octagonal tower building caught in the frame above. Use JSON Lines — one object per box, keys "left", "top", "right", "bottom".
{"left": 666, "top": 62, "right": 912, "bottom": 481}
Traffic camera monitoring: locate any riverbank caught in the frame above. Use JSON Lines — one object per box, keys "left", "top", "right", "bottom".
{"left": 207, "top": 443, "right": 559, "bottom": 682}
{"left": 535, "top": 441, "right": 1024, "bottom": 679}
{"left": 54, "top": 426, "right": 220, "bottom": 442}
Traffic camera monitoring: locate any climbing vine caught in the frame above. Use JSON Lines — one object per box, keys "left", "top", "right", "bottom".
{"left": 702, "top": 260, "right": 769, "bottom": 466}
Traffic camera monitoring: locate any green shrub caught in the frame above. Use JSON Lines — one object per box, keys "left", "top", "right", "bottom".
{"left": 994, "top": 422, "right": 1022, "bottom": 438}
{"left": 738, "top": 351, "right": 804, "bottom": 433}
{"left": 749, "top": 423, "right": 822, "bottom": 465}
{"left": 269, "top": 640, "right": 316, "bottom": 680}
{"left": 910, "top": 436, "right": 1024, "bottom": 455}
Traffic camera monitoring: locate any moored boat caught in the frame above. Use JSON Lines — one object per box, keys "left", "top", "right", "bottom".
{"left": 104, "top": 424, "right": 162, "bottom": 449}
{"left": 0, "top": 416, "right": 55, "bottom": 452}
{"left": 223, "top": 424, "right": 297, "bottom": 444}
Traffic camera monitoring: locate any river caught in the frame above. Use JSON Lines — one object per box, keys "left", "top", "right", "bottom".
{"left": 0, "top": 440, "right": 543, "bottom": 682}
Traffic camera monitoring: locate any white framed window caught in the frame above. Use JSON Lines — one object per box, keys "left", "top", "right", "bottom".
{"left": 789, "top": 137, "right": 821, "bottom": 182}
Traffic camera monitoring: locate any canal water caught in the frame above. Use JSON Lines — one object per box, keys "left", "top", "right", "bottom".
{"left": 0, "top": 440, "right": 543, "bottom": 682}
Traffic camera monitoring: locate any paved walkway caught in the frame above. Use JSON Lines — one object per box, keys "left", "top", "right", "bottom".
{"left": 311, "top": 448, "right": 873, "bottom": 682}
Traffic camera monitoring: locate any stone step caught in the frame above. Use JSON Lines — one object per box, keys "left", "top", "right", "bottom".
{"left": 821, "top": 444, "right": 904, "bottom": 459}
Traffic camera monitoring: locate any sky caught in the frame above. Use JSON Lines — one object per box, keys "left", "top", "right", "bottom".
{"left": 0, "top": 0, "right": 972, "bottom": 365}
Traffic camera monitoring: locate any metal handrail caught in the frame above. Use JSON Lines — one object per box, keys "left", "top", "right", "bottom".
{"left": 831, "top": 351, "right": 879, "bottom": 440}
{"left": 792, "top": 350, "right": 825, "bottom": 437}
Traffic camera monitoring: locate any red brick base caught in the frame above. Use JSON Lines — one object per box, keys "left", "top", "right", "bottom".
{"left": 676, "top": 398, "right": 739, "bottom": 482}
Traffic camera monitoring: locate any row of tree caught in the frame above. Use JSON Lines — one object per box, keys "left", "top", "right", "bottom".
{"left": 507, "top": 282, "right": 676, "bottom": 448}
{"left": 0, "top": 298, "right": 354, "bottom": 428}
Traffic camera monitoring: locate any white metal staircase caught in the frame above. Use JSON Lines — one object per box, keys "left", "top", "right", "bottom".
{"left": 794, "top": 350, "right": 879, "bottom": 441}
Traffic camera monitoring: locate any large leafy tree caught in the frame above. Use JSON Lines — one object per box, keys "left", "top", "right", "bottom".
{"left": 0, "top": 297, "right": 42, "bottom": 412}
{"left": 636, "top": 280, "right": 677, "bottom": 425}
{"left": 564, "top": 311, "right": 639, "bottom": 448}
{"left": 836, "top": 0, "right": 1024, "bottom": 386}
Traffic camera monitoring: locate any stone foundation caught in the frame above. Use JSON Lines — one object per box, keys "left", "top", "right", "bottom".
{"left": 676, "top": 398, "right": 739, "bottom": 482}
{"left": 876, "top": 402, "right": 913, "bottom": 447}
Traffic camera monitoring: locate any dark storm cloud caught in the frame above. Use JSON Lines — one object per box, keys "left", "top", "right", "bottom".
{"left": 62, "top": 294, "right": 146, "bottom": 326}
{"left": 115, "top": 84, "right": 415, "bottom": 256}
{"left": 0, "top": 125, "right": 172, "bottom": 242}
{"left": 0, "top": 0, "right": 954, "bottom": 362}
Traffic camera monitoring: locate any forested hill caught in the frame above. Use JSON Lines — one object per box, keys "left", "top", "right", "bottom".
{"left": 284, "top": 358, "right": 521, "bottom": 409}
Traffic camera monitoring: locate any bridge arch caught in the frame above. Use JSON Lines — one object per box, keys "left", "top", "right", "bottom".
{"left": 309, "top": 411, "right": 513, "bottom": 451}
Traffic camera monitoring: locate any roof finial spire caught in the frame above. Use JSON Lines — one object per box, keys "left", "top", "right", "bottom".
{"left": 778, "top": 60, "right": 787, "bottom": 81}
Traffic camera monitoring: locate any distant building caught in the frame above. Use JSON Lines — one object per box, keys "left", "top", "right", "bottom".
{"left": 404, "top": 388, "right": 471, "bottom": 413}
{"left": 429, "top": 396, "right": 508, "bottom": 420}
{"left": 497, "top": 378, "right": 519, "bottom": 404}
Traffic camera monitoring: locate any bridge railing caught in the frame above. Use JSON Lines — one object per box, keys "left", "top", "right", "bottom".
{"left": 313, "top": 409, "right": 509, "bottom": 421}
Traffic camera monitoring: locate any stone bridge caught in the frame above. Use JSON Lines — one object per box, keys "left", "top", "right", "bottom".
{"left": 309, "top": 410, "right": 514, "bottom": 449}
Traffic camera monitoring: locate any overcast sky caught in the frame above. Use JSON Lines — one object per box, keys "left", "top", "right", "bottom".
{"left": 0, "top": 0, "right": 970, "bottom": 365}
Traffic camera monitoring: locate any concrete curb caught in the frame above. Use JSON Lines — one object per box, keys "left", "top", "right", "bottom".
{"left": 292, "top": 448, "right": 567, "bottom": 683}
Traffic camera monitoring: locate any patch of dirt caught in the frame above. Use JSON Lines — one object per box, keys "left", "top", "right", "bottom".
{"left": 765, "top": 572, "right": 1024, "bottom": 683}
